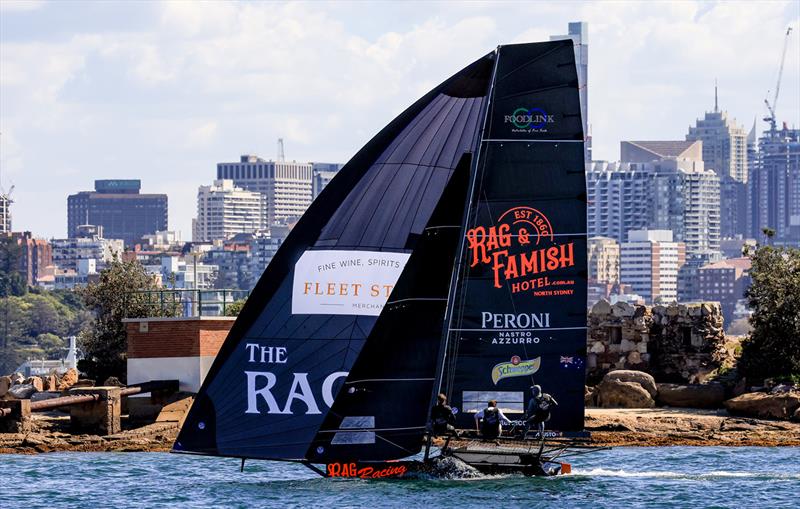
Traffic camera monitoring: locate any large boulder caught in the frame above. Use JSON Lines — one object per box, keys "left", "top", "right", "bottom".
{"left": 8, "top": 383, "right": 37, "bottom": 399}
{"left": 724, "top": 392, "right": 800, "bottom": 420}
{"left": 24, "top": 376, "right": 44, "bottom": 392}
{"left": 0, "top": 375, "right": 11, "bottom": 397}
{"left": 604, "top": 370, "right": 657, "bottom": 398}
{"left": 595, "top": 378, "right": 655, "bottom": 408}
{"left": 57, "top": 368, "right": 79, "bottom": 391}
{"left": 657, "top": 383, "right": 726, "bottom": 409}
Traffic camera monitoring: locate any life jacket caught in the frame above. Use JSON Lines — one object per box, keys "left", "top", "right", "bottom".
{"left": 537, "top": 397, "right": 551, "bottom": 412}
{"left": 483, "top": 407, "right": 500, "bottom": 426}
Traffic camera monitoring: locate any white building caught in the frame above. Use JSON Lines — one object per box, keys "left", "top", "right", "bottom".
{"left": 217, "top": 155, "right": 313, "bottom": 225}
{"left": 193, "top": 180, "right": 266, "bottom": 242}
{"left": 51, "top": 235, "right": 124, "bottom": 271}
{"left": 157, "top": 255, "right": 218, "bottom": 290}
{"left": 620, "top": 229, "right": 685, "bottom": 304}
{"left": 0, "top": 193, "right": 10, "bottom": 234}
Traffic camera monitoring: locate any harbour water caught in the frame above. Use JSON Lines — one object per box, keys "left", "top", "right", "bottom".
{"left": 2, "top": 447, "right": 799, "bottom": 508}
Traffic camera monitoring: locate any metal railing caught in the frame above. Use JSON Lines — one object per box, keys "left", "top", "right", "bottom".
{"left": 123, "top": 289, "right": 249, "bottom": 318}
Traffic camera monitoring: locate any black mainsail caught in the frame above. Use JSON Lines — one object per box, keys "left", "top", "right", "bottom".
{"left": 174, "top": 39, "right": 587, "bottom": 469}
{"left": 438, "top": 41, "right": 587, "bottom": 433}
{"left": 174, "top": 54, "right": 494, "bottom": 460}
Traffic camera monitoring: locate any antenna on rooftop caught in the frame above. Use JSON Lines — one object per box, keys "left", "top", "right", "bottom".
{"left": 277, "top": 138, "right": 285, "bottom": 162}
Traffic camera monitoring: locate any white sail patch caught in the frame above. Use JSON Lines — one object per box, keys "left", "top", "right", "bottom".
{"left": 331, "top": 416, "right": 376, "bottom": 445}
{"left": 292, "top": 250, "right": 410, "bottom": 316}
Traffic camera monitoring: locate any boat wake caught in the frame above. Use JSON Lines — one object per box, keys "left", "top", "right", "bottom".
{"left": 572, "top": 468, "right": 800, "bottom": 480}
{"left": 403, "top": 456, "right": 495, "bottom": 480}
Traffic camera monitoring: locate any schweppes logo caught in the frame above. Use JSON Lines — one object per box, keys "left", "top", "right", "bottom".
{"left": 491, "top": 355, "right": 541, "bottom": 384}
{"left": 466, "top": 206, "right": 575, "bottom": 295}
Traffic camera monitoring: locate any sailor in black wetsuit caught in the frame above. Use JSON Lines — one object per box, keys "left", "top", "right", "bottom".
{"left": 430, "top": 393, "right": 457, "bottom": 436}
{"left": 526, "top": 385, "right": 558, "bottom": 438}
{"left": 474, "top": 400, "right": 511, "bottom": 440}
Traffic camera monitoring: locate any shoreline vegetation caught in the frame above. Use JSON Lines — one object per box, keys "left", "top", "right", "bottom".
{"left": 2, "top": 407, "right": 799, "bottom": 455}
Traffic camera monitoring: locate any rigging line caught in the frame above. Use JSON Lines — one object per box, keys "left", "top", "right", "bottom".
{"left": 451, "top": 327, "right": 587, "bottom": 332}
{"left": 386, "top": 297, "right": 447, "bottom": 305}
{"left": 432, "top": 52, "right": 500, "bottom": 405}
{"left": 480, "top": 139, "right": 583, "bottom": 143}
{"left": 495, "top": 43, "right": 563, "bottom": 82}
{"left": 344, "top": 377, "right": 434, "bottom": 384}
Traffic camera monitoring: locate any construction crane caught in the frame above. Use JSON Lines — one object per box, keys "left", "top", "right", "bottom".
{"left": 763, "top": 27, "right": 793, "bottom": 133}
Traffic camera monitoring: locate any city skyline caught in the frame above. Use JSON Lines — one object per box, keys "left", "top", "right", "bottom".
{"left": 1, "top": 1, "right": 798, "bottom": 238}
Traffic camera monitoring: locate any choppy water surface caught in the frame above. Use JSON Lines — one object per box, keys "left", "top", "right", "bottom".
{"left": 2, "top": 447, "right": 798, "bottom": 508}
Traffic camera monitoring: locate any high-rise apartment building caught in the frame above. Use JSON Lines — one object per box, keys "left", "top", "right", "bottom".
{"left": 67, "top": 180, "right": 168, "bottom": 247}
{"left": 0, "top": 194, "right": 11, "bottom": 234}
{"left": 193, "top": 180, "right": 266, "bottom": 242}
{"left": 686, "top": 91, "right": 748, "bottom": 238}
{"left": 217, "top": 155, "right": 313, "bottom": 225}
{"left": 622, "top": 140, "right": 720, "bottom": 258}
{"left": 696, "top": 257, "right": 751, "bottom": 325}
{"left": 551, "top": 22, "right": 589, "bottom": 161}
{"left": 587, "top": 236, "right": 619, "bottom": 284}
{"left": 586, "top": 161, "right": 651, "bottom": 245}
{"left": 748, "top": 125, "right": 800, "bottom": 245}
{"left": 620, "top": 230, "right": 686, "bottom": 304}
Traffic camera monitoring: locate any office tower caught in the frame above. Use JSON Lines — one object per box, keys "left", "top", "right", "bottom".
{"left": 748, "top": 125, "right": 800, "bottom": 245}
{"left": 67, "top": 180, "right": 168, "bottom": 247}
{"left": 551, "top": 21, "right": 589, "bottom": 161}
{"left": 217, "top": 155, "right": 313, "bottom": 225}
{"left": 686, "top": 88, "right": 748, "bottom": 238}
{"left": 312, "top": 162, "right": 344, "bottom": 200}
{"left": 620, "top": 230, "right": 686, "bottom": 304}
{"left": 193, "top": 180, "right": 266, "bottom": 242}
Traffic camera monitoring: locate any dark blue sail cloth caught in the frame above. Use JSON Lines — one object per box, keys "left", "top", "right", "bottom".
{"left": 174, "top": 54, "right": 493, "bottom": 460}
{"left": 439, "top": 40, "right": 588, "bottom": 432}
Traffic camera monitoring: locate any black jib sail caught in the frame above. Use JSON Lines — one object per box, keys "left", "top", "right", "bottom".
{"left": 174, "top": 54, "right": 494, "bottom": 460}
{"left": 438, "top": 40, "right": 587, "bottom": 433}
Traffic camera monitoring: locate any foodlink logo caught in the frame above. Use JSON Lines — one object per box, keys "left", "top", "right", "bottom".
{"left": 504, "top": 107, "right": 555, "bottom": 131}
{"left": 465, "top": 206, "right": 576, "bottom": 295}
{"left": 491, "top": 355, "right": 541, "bottom": 384}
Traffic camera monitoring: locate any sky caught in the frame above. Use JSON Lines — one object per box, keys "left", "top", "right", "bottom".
{"left": 1, "top": 0, "right": 799, "bottom": 240}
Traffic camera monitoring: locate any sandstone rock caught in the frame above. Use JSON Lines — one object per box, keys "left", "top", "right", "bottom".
{"left": 612, "top": 302, "right": 635, "bottom": 318}
{"left": 585, "top": 386, "right": 596, "bottom": 407}
{"left": 10, "top": 372, "right": 25, "bottom": 385}
{"left": 627, "top": 351, "right": 642, "bottom": 364}
{"left": 656, "top": 383, "right": 725, "bottom": 409}
{"left": 0, "top": 375, "right": 10, "bottom": 397}
{"left": 590, "top": 342, "right": 605, "bottom": 354}
{"left": 591, "top": 299, "right": 612, "bottom": 315}
{"left": 8, "top": 383, "right": 37, "bottom": 399}
{"left": 44, "top": 375, "right": 58, "bottom": 392}
{"left": 102, "top": 376, "right": 124, "bottom": 387}
{"left": 24, "top": 376, "right": 44, "bottom": 392}
{"left": 724, "top": 392, "right": 800, "bottom": 420}
{"left": 595, "top": 378, "right": 655, "bottom": 408}
{"left": 604, "top": 370, "right": 657, "bottom": 398}
{"left": 57, "top": 368, "right": 79, "bottom": 391}
{"left": 793, "top": 407, "right": 800, "bottom": 423}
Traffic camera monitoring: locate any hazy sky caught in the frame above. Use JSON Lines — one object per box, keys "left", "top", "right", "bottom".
{"left": 1, "top": 0, "right": 798, "bottom": 239}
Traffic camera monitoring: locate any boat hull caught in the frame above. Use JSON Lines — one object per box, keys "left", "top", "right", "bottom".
{"left": 322, "top": 458, "right": 570, "bottom": 478}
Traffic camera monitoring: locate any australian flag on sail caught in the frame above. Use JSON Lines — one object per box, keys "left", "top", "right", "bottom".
{"left": 560, "top": 356, "right": 585, "bottom": 370}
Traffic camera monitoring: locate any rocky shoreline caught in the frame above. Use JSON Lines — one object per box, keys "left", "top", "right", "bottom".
{"left": 3, "top": 407, "right": 800, "bottom": 454}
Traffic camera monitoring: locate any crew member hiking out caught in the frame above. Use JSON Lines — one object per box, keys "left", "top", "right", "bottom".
{"left": 430, "top": 393, "right": 457, "bottom": 436}
{"left": 474, "top": 400, "right": 511, "bottom": 440}
{"left": 526, "top": 385, "right": 558, "bottom": 438}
